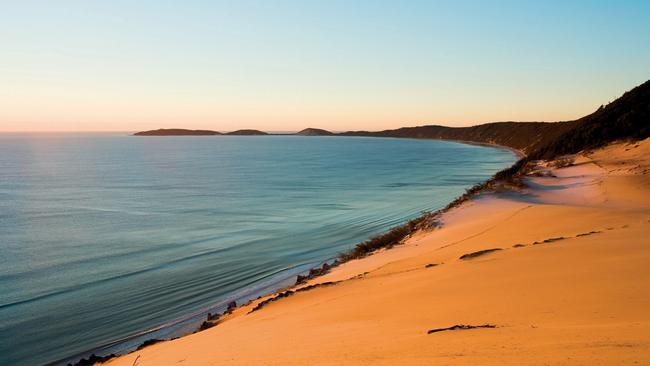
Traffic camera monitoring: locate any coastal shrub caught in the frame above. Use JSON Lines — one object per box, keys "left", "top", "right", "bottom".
{"left": 527, "top": 79, "right": 650, "bottom": 161}
{"left": 66, "top": 353, "right": 116, "bottom": 366}
{"left": 551, "top": 156, "right": 574, "bottom": 168}
{"left": 250, "top": 281, "right": 340, "bottom": 314}
{"left": 136, "top": 339, "right": 163, "bottom": 350}
{"left": 337, "top": 212, "right": 440, "bottom": 262}
{"left": 442, "top": 178, "right": 503, "bottom": 211}
{"left": 295, "top": 261, "right": 336, "bottom": 284}
{"left": 335, "top": 156, "right": 526, "bottom": 264}
{"left": 339, "top": 225, "right": 410, "bottom": 261}
{"left": 409, "top": 211, "right": 440, "bottom": 231}
{"left": 198, "top": 321, "right": 216, "bottom": 331}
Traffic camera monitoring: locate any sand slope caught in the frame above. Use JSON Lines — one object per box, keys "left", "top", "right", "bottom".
{"left": 104, "top": 139, "right": 650, "bottom": 366}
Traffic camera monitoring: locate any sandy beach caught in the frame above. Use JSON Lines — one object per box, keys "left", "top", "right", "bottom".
{"left": 103, "top": 138, "right": 650, "bottom": 366}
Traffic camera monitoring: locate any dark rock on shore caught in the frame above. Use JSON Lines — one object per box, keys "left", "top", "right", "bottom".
{"left": 67, "top": 353, "right": 116, "bottom": 366}
{"left": 227, "top": 301, "right": 237, "bottom": 312}
{"left": 295, "top": 261, "right": 338, "bottom": 285}
{"left": 136, "top": 338, "right": 163, "bottom": 350}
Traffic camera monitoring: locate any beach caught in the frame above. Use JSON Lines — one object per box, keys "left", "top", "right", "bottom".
{"left": 100, "top": 138, "right": 650, "bottom": 365}
{"left": 1, "top": 135, "right": 521, "bottom": 366}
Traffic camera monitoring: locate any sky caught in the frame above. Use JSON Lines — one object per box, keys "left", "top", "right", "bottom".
{"left": 1, "top": 0, "right": 649, "bottom": 132}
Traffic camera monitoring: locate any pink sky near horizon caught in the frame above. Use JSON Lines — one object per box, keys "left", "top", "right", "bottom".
{"left": 1, "top": 1, "right": 648, "bottom": 133}
{"left": 0, "top": 86, "right": 621, "bottom": 133}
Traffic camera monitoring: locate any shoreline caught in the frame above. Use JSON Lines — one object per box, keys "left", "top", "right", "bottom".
{"left": 100, "top": 138, "right": 650, "bottom": 365}
{"left": 58, "top": 139, "right": 520, "bottom": 366}
{"left": 445, "top": 139, "right": 526, "bottom": 159}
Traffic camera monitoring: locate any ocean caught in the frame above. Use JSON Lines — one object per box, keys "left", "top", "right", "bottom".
{"left": 0, "top": 133, "right": 517, "bottom": 365}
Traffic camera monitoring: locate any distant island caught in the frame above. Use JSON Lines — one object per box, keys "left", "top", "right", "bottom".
{"left": 295, "top": 128, "right": 335, "bottom": 136}
{"left": 225, "top": 129, "right": 268, "bottom": 135}
{"left": 132, "top": 124, "right": 572, "bottom": 155}
{"left": 134, "top": 129, "right": 221, "bottom": 136}
{"left": 133, "top": 79, "right": 648, "bottom": 159}
{"left": 134, "top": 127, "right": 331, "bottom": 137}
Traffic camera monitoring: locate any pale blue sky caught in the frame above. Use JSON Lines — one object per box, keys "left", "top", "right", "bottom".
{"left": 1, "top": 0, "right": 649, "bottom": 131}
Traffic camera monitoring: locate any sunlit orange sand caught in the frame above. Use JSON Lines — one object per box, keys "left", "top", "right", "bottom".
{"left": 105, "top": 139, "right": 650, "bottom": 366}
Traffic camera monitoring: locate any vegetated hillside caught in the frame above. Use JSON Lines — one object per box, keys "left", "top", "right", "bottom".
{"left": 296, "top": 128, "right": 334, "bottom": 136}
{"left": 337, "top": 79, "right": 650, "bottom": 267}
{"left": 527, "top": 79, "right": 650, "bottom": 160}
{"left": 340, "top": 121, "right": 579, "bottom": 155}
{"left": 225, "top": 129, "right": 268, "bottom": 135}
{"left": 134, "top": 129, "right": 221, "bottom": 136}
{"left": 342, "top": 79, "right": 650, "bottom": 158}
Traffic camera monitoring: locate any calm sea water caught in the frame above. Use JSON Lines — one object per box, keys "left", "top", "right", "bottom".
{"left": 0, "top": 133, "right": 516, "bottom": 365}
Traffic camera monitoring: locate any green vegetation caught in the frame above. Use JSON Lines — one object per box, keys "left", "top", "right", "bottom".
{"left": 338, "top": 212, "right": 439, "bottom": 262}
{"left": 529, "top": 80, "right": 650, "bottom": 160}
{"left": 500, "top": 79, "right": 650, "bottom": 181}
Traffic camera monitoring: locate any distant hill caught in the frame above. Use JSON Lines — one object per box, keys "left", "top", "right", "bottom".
{"left": 132, "top": 79, "right": 649, "bottom": 162}
{"left": 527, "top": 79, "right": 650, "bottom": 160}
{"left": 342, "top": 79, "right": 649, "bottom": 159}
{"left": 486, "top": 79, "right": 650, "bottom": 180}
{"left": 340, "top": 121, "right": 578, "bottom": 155}
{"left": 296, "top": 128, "right": 334, "bottom": 136}
{"left": 225, "top": 129, "right": 268, "bottom": 135}
{"left": 134, "top": 128, "right": 221, "bottom": 136}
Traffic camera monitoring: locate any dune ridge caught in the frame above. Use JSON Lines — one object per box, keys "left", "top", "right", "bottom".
{"left": 100, "top": 136, "right": 650, "bottom": 365}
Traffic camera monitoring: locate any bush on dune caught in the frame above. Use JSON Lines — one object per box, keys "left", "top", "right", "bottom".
{"left": 338, "top": 212, "right": 439, "bottom": 262}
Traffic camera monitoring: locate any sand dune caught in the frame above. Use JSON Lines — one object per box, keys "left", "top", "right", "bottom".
{"left": 104, "top": 139, "right": 650, "bottom": 366}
